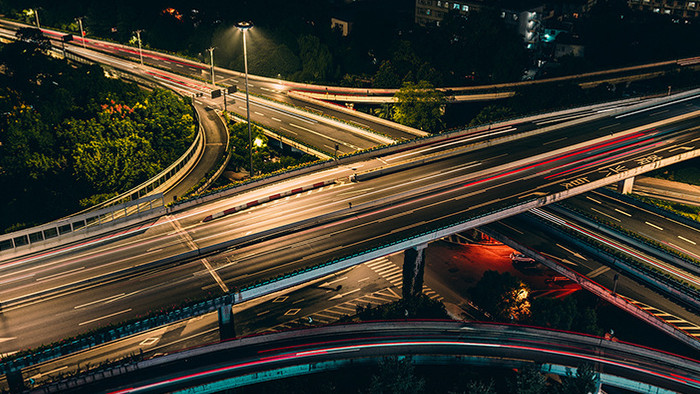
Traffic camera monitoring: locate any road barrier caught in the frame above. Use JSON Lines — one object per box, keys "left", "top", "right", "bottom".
{"left": 482, "top": 222, "right": 700, "bottom": 352}
{"left": 203, "top": 180, "right": 335, "bottom": 222}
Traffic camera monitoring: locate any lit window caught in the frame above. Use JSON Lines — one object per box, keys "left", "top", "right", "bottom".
{"left": 463, "top": 5, "right": 469, "bottom": 11}
{"left": 437, "top": 1, "right": 441, "bottom": 6}
{"left": 653, "top": 7, "right": 660, "bottom": 12}
{"left": 664, "top": 8, "right": 671, "bottom": 13}
{"left": 426, "top": 9, "right": 431, "bottom": 15}
{"left": 690, "top": 2, "right": 696, "bottom": 8}
{"left": 454, "top": 3, "right": 460, "bottom": 9}
{"left": 444, "top": 2, "right": 449, "bottom": 8}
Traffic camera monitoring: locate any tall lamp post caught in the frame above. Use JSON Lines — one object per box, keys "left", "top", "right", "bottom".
{"left": 76, "top": 17, "right": 86, "bottom": 48}
{"left": 32, "top": 8, "right": 40, "bottom": 28}
{"left": 134, "top": 30, "right": 144, "bottom": 66}
{"left": 235, "top": 21, "right": 254, "bottom": 177}
{"left": 206, "top": 47, "right": 216, "bottom": 86}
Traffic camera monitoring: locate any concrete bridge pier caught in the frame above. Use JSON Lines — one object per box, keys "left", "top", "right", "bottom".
{"left": 402, "top": 244, "right": 428, "bottom": 299}
{"left": 218, "top": 303, "right": 235, "bottom": 340}
{"left": 5, "top": 369, "right": 24, "bottom": 393}
{"left": 617, "top": 176, "right": 635, "bottom": 194}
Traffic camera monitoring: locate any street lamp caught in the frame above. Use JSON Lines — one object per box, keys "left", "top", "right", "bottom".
{"left": 134, "top": 29, "right": 144, "bottom": 66}
{"left": 206, "top": 47, "right": 216, "bottom": 86}
{"left": 235, "top": 21, "right": 254, "bottom": 177}
{"left": 31, "top": 8, "right": 40, "bottom": 28}
{"left": 76, "top": 17, "right": 86, "bottom": 49}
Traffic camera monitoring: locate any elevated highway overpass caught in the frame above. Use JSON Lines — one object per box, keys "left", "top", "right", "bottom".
{"left": 1, "top": 17, "right": 700, "bottom": 381}
{"left": 35, "top": 321, "right": 700, "bottom": 394}
{"left": 0, "top": 85, "right": 698, "bottom": 361}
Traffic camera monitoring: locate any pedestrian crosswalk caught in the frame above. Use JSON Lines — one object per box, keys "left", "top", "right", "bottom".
{"left": 262, "top": 257, "right": 445, "bottom": 333}
{"left": 364, "top": 257, "right": 444, "bottom": 302}
{"left": 621, "top": 296, "right": 700, "bottom": 337}
{"left": 263, "top": 287, "right": 402, "bottom": 332}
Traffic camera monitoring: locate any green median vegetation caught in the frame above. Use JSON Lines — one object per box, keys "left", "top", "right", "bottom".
{"left": 0, "top": 35, "right": 195, "bottom": 233}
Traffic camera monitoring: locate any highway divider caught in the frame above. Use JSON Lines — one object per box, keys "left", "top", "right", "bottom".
{"left": 2, "top": 144, "right": 699, "bottom": 373}
{"left": 203, "top": 180, "right": 335, "bottom": 222}
{"left": 551, "top": 202, "right": 700, "bottom": 275}
{"left": 525, "top": 209, "right": 700, "bottom": 311}
{"left": 481, "top": 224, "right": 700, "bottom": 352}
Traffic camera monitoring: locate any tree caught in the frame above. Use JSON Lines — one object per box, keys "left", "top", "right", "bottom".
{"left": 558, "top": 363, "right": 597, "bottom": 394}
{"left": 367, "top": 356, "right": 425, "bottom": 394}
{"left": 296, "top": 35, "right": 335, "bottom": 82}
{"left": 530, "top": 296, "right": 577, "bottom": 331}
{"left": 15, "top": 27, "right": 51, "bottom": 51}
{"left": 469, "top": 105, "right": 515, "bottom": 127}
{"left": 510, "top": 365, "right": 547, "bottom": 394}
{"left": 392, "top": 81, "right": 445, "bottom": 132}
{"left": 469, "top": 270, "right": 531, "bottom": 322}
{"left": 373, "top": 60, "right": 402, "bottom": 88}
{"left": 372, "top": 103, "right": 394, "bottom": 120}
{"left": 457, "top": 380, "right": 496, "bottom": 394}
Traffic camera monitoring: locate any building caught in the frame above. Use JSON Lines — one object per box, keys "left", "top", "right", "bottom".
{"left": 414, "top": 0, "right": 487, "bottom": 26}
{"left": 627, "top": 0, "right": 700, "bottom": 19}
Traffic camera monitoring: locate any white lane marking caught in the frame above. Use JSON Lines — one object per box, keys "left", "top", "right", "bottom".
{"left": 75, "top": 293, "right": 126, "bottom": 309}
{"left": 29, "top": 365, "right": 67, "bottom": 380}
{"left": 585, "top": 196, "right": 602, "bottom": 204}
{"left": 36, "top": 266, "right": 85, "bottom": 282}
{"left": 320, "top": 276, "right": 348, "bottom": 286}
{"left": 555, "top": 243, "right": 587, "bottom": 260}
{"left": 139, "top": 337, "right": 160, "bottom": 346}
{"left": 280, "top": 126, "right": 297, "bottom": 135}
{"left": 669, "top": 146, "right": 694, "bottom": 152}
{"left": 645, "top": 222, "right": 664, "bottom": 231}
{"left": 591, "top": 207, "right": 621, "bottom": 222}
{"left": 254, "top": 111, "right": 265, "bottom": 116}
{"left": 386, "top": 128, "right": 515, "bottom": 161}
{"left": 79, "top": 309, "right": 132, "bottom": 326}
{"left": 614, "top": 208, "right": 632, "bottom": 217}
{"left": 329, "top": 288, "right": 361, "bottom": 300}
{"left": 358, "top": 277, "right": 370, "bottom": 282}
{"left": 587, "top": 266, "right": 610, "bottom": 279}
{"left": 256, "top": 310, "right": 270, "bottom": 316}
{"left": 271, "top": 117, "right": 282, "bottom": 122}
{"left": 678, "top": 235, "right": 697, "bottom": 245}
{"left": 498, "top": 222, "right": 524, "bottom": 234}
{"left": 616, "top": 94, "right": 700, "bottom": 118}
{"left": 543, "top": 137, "right": 567, "bottom": 145}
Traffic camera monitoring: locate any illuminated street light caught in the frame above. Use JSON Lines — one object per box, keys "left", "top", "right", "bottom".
{"left": 76, "top": 17, "right": 86, "bottom": 49}
{"left": 31, "top": 9, "right": 40, "bottom": 28}
{"left": 206, "top": 47, "right": 216, "bottom": 86}
{"left": 235, "top": 20, "right": 254, "bottom": 177}
{"left": 134, "top": 29, "right": 144, "bottom": 66}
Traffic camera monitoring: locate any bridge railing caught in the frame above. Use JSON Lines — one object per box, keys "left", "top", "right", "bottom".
{"left": 0, "top": 50, "right": 205, "bottom": 257}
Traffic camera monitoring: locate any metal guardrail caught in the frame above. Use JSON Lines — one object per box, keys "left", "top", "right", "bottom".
{"left": 1, "top": 144, "right": 698, "bottom": 372}
{"left": 0, "top": 50, "right": 205, "bottom": 256}
{"left": 0, "top": 194, "right": 165, "bottom": 253}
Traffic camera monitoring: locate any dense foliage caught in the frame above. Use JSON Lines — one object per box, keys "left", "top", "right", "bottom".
{"left": 0, "top": 38, "right": 194, "bottom": 232}
{"left": 224, "top": 118, "right": 315, "bottom": 176}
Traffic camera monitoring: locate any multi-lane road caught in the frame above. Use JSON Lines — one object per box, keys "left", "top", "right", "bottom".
{"left": 0, "top": 83, "right": 698, "bottom": 354}
{"left": 48, "top": 321, "right": 700, "bottom": 394}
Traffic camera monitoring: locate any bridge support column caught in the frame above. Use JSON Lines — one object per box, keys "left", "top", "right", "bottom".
{"left": 5, "top": 370, "right": 24, "bottom": 393}
{"left": 617, "top": 176, "right": 634, "bottom": 194}
{"left": 218, "top": 303, "right": 235, "bottom": 340}
{"left": 402, "top": 244, "right": 428, "bottom": 299}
